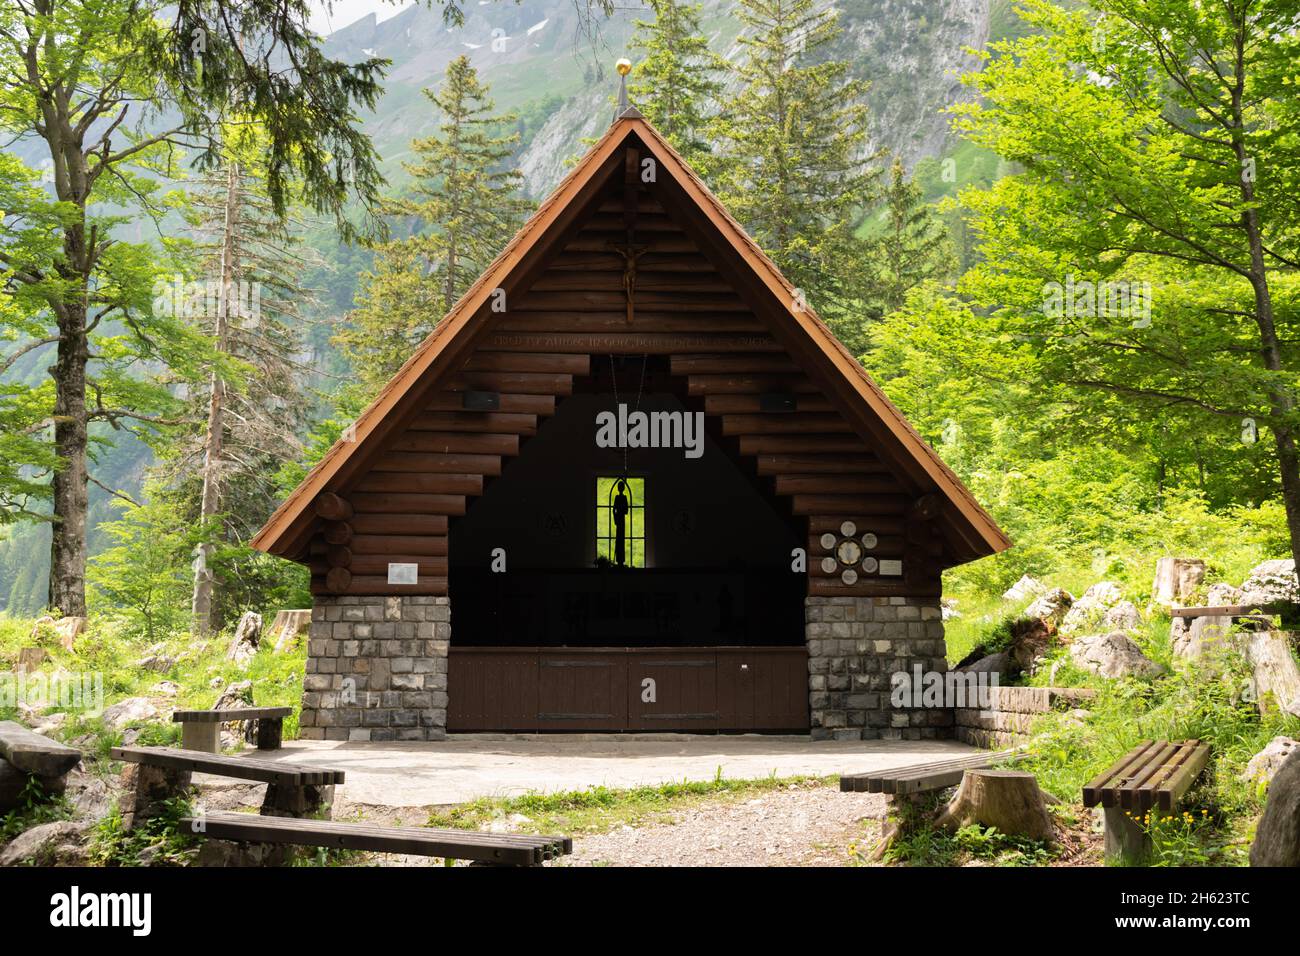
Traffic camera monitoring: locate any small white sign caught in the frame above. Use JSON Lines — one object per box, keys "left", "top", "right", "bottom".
{"left": 387, "top": 562, "right": 419, "bottom": 585}
{"left": 878, "top": 559, "right": 903, "bottom": 577}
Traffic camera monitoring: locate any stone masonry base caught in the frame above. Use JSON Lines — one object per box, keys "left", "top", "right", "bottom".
{"left": 299, "top": 595, "right": 450, "bottom": 742}
{"left": 806, "top": 595, "right": 953, "bottom": 741}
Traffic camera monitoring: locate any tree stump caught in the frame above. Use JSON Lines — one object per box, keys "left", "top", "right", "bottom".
{"left": 934, "top": 770, "right": 1057, "bottom": 843}
{"left": 15, "top": 647, "right": 49, "bottom": 674}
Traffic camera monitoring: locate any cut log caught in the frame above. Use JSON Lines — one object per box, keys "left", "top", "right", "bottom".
{"left": 1246, "top": 631, "right": 1300, "bottom": 719}
{"left": 325, "top": 567, "right": 353, "bottom": 593}
{"left": 321, "top": 521, "right": 353, "bottom": 545}
{"left": 934, "top": 769, "right": 1057, "bottom": 843}
{"left": 312, "top": 492, "right": 353, "bottom": 522}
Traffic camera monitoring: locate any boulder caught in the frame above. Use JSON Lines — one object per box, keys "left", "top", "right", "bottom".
{"left": 150, "top": 680, "right": 181, "bottom": 697}
{"left": 100, "top": 697, "right": 162, "bottom": 731}
{"left": 212, "top": 680, "right": 254, "bottom": 711}
{"left": 1250, "top": 749, "right": 1300, "bottom": 866}
{"left": 1061, "top": 582, "right": 1125, "bottom": 634}
{"left": 1024, "top": 588, "right": 1074, "bottom": 626}
{"left": 940, "top": 598, "right": 960, "bottom": 621}
{"left": 0, "top": 820, "right": 89, "bottom": 866}
{"left": 1242, "top": 736, "right": 1300, "bottom": 789}
{"left": 960, "top": 651, "right": 1011, "bottom": 675}
{"left": 1208, "top": 582, "right": 1243, "bottom": 606}
{"left": 226, "top": 611, "right": 263, "bottom": 665}
{"left": 1240, "top": 559, "right": 1300, "bottom": 606}
{"left": 1070, "top": 631, "right": 1166, "bottom": 679}
{"left": 1104, "top": 600, "right": 1142, "bottom": 632}
{"left": 1152, "top": 557, "right": 1206, "bottom": 607}
{"left": 1244, "top": 631, "right": 1300, "bottom": 719}
{"left": 135, "top": 643, "right": 177, "bottom": 673}
{"left": 1002, "top": 575, "right": 1048, "bottom": 604}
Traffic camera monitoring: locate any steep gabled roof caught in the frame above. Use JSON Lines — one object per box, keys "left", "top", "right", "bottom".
{"left": 252, "top": 114, "right": 1010, "bottom": 563}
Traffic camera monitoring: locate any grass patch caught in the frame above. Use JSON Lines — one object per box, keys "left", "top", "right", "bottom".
{"left": 425, "top": 771, "right": 832, "bottom": 837}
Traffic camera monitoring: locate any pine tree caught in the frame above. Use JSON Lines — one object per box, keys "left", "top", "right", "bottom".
{"left": 627, "top": 0, "right": 726, "bottom": 171}
{"left": 170, "top": 139, "right": 318, "bottom": 635}
{"left": 710, "top": 0, "right": 882, "bottom": 353}
{"left": 869, "top": 158, "right": 954, "bottom": 316}
{"left": 339, "top": 56, "right": 531, "bottom": 394}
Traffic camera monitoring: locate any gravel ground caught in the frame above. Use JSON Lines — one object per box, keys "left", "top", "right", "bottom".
{"left": 560, "top": 784, "right": 887, "bottom": 867}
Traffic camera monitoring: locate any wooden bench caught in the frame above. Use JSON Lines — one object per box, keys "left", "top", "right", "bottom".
{"left": 112, "top": 746, "right": 345, "bottom": 824}
{"left": 1082, "top": 739, "right": 1211, "bottom": 862}
{"left": 1171, "top": 602, "right": 1300, "bottom": 628}
{"left": 840, "top": 748, "right": 1020, "bottom": 796}
{"left": 0, "top": 721, "right": 82, "bottom": 812}
{"left": 182, "top": 811, "right": 573, "bottom": 867}
{"left": 172, "top": 706, "right": 294, "bottom": 753}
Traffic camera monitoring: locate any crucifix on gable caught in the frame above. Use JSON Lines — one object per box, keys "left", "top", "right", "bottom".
{"left": 607, "top": 146, "right": 651, "bottom": 323}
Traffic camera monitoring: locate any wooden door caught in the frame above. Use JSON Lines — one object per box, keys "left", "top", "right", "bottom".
{"left": 626, "top": 650, "right": 718, "bottom": 730}
{"left": 536, "top": 651, "right": 627, "bottom": 729}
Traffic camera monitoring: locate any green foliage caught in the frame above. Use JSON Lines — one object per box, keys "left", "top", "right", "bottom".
{"left": 86, "top": 489, "right": 198, "bottom": 640}
{"left": 0, "top": 775, "right": 73, "bottom": 845}
{"left": 628, "top": 0, "right": 727, "bottom": 171}
{"left": 710, "top": 0, "right": 882, "bottom": 354}
{"left": 337, "top": 55, "right": 532, "bottom": 395}
{"left": 89, "top": 795, "right": 199, "bottom": 867}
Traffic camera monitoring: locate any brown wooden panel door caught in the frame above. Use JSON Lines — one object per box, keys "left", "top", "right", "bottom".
{"left": 447, "top": 649, "right": 539, "bottom": 731}
{"left": 537, "top": 651, "right": 627, "bottom": 730}
{"left": 717, "top": 647, "right": 809, "bottom": 732}
{"left": 626, "top": 651, "right": 718, "bottom": 731}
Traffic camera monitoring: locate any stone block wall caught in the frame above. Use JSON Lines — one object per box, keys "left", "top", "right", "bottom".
{"left": 299, "top": 595, "right": 450, "bottom": 741}
{"left": 805, "top": 595, "right": 953, "bottom": 741}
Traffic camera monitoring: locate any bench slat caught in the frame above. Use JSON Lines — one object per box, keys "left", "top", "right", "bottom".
{"left": 840, "top": 749, "right": 1019, "bottom": 795}
{"left": 112, "top": 747, "right": 344, "bottom": 786}
{"left": 185, "top": 812, "right": 570, "bottom": 866}
{"left": 1082, "top": 740, "right": 1210, "bottom": 811}
{"left": 172, "top": 707, "right": 294, "bottom": 723}
{"left": 1082, "top": 740, "right": 1154, "bottom": 807}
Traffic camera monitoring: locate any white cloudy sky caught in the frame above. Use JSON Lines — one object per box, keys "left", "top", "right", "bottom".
{"left": 309, "top": 0, "right": 415, "bottom": 36}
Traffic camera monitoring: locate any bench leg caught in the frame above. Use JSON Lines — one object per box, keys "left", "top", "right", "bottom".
{"left": 181, "top": 721, "right": 221, "bottom": 754}
{"left": 261, "top": 783, "right": 335, "bottom": 819}
{"left": 1103, "top": 806, "right": 1152, "bottom": 864}
{"left": 255, "top": 718, "right": 283, "bottom": 751}
{"left": 121, "top": 763, "right": 193, "bottom": 832}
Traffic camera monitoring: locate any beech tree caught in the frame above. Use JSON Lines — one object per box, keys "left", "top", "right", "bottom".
{"left": 0, "top": 0, "right": 384, "bottom": 615}
{"left": 952, "top": 0, "right": 1300, "bottom": 567}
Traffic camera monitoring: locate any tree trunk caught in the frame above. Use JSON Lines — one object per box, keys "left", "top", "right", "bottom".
{"left": 191, "top": 162, "right": 241, "bottom": 636}
{"left": 934, "top": 769, "right": 1057, "bottom": 843}
{"left": 47, "top": 296, "right": 89, "bottom": 618}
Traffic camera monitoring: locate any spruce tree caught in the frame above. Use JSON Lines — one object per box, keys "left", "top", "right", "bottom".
{"left": 171, "top": 136, "right": 318, "bottom": 634}
{"left": 627, "top": 0, "right": 726, "bottom": 171}
{"left": 870, "top": 158, "right": 954, "bottom": 316}
{"left": 711, "top": 0, "right": 882, "bottom": 353}
{"left": 339, "top": 56, "right": 531, "bottom": 393}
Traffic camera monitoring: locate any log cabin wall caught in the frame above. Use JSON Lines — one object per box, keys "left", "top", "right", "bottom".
{"left": 290, "top": 132, "right": 981, "bottom": 740}
{"left": 304, "top": 183, "right": 947, "bottom": 602}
